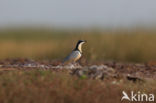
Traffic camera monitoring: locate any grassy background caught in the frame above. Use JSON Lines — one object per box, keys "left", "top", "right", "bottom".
{"left": 0, "top": 70, "right": 155, "bottom": 103}
{"left": 0, "top": 28, "right": 156, "bottom": 103}
{"left": 0, "top": 28, "right": 156, "bottom": 62}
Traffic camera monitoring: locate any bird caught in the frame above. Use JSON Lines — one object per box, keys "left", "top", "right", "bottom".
{"left": 63, "top": 40, "right": 86, "bottom": 64}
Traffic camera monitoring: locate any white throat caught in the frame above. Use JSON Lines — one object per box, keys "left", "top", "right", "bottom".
{"left": 78, "top": 42, "right": 84, "bottom": 53}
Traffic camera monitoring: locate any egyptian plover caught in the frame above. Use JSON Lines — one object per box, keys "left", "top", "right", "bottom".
{"left": 63, "top": 40, "right": 86, "bottom": 64}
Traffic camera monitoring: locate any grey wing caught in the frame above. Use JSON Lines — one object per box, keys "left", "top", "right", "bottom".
{"left": 63, "top": 51, "right": 80, "bottom": 62}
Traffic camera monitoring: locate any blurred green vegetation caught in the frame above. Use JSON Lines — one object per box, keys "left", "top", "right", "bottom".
{"left": 0, "top": 28, "right": 156, "bottom": 62}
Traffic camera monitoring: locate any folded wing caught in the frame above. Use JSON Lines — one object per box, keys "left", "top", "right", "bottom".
{"left": 63, "top": 51, "right": 81, "bottom": 63}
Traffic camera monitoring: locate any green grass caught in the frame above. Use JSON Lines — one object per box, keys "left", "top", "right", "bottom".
{"left": 0, "top": 28, "right": 156, "bottom": 62}
{"left": 0, "top": 70, "right": 155, "bottom": 103}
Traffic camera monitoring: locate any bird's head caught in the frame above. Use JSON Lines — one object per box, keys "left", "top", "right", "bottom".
{"left": 77, "top": 40, "right": 87, "bottom": 44}
{"left": 75, "top": 40, "right": 87, "bottom": 53}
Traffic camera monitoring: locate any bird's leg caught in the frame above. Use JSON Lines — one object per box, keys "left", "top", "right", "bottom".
{"left": 72, "top": 62, "right": 76, "bottom": 65}
{"left": 73, "top": 62, "right": 80, "bottom": 66}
